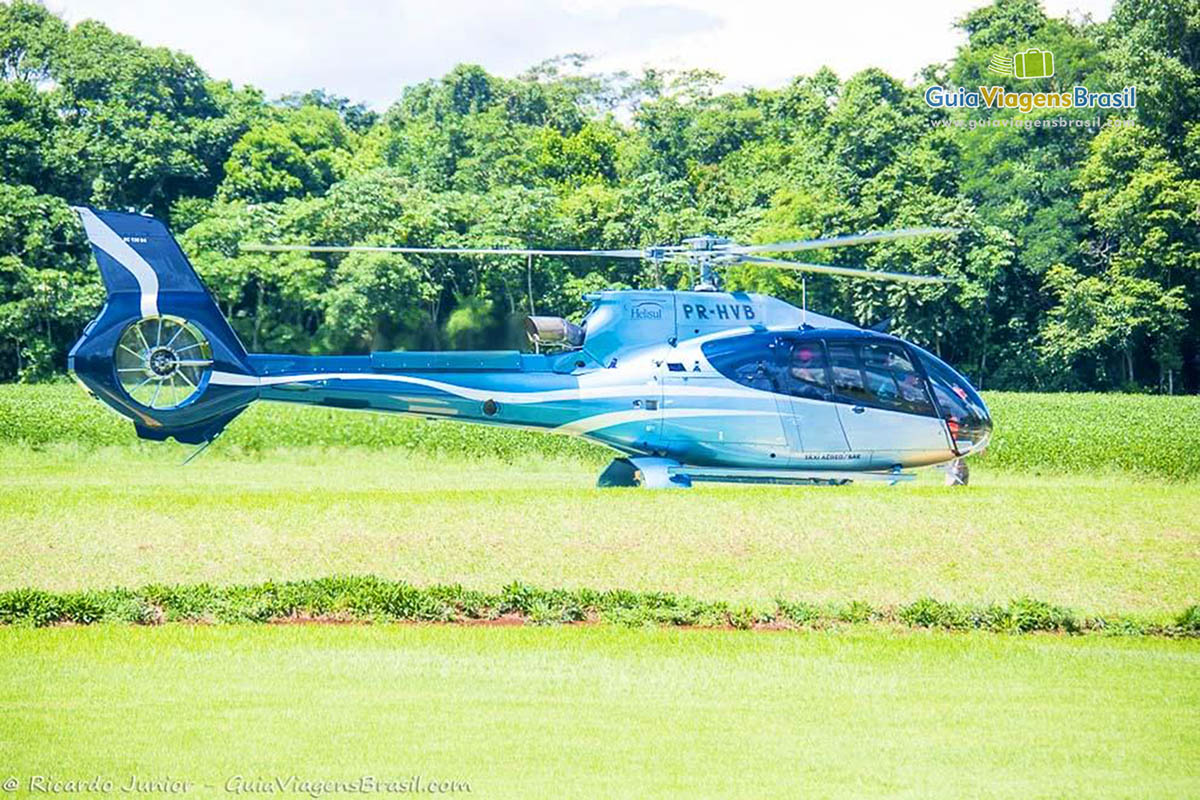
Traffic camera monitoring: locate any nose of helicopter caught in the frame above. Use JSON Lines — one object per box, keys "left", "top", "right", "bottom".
{"left": 975, "top": 400, "right": 994, "bottom": 451}
{"left": 950, "top": 384, "right": 992, "bottom": 455}
{"left": 908, "top": 344, "right": 992, "bottom": 456}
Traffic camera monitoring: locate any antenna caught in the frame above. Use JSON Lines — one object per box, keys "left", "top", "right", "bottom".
{"left": 182, "top": 436, "right": 214, "bottom": 465}
{"left": 526, "top": 254, "right": 535, "bottom": 314}
{"left": 801, "top": 276, "right": 807, "bottom": 327}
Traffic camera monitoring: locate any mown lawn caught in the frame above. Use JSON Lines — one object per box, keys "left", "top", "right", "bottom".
{"left": 0, "top": 624, "right": 1196, "bottom": 799}
{"left": 2, "top": 446, "right": 1197, "bottom": 618}
{"left": 2, "top": 390, "right": 1198, "bottom": 798}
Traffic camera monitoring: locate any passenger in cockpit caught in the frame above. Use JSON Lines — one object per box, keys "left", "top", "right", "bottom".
{"left": 788, "top": 346, "right": 831, "bottom": 400}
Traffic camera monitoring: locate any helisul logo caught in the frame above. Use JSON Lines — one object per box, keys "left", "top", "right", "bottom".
{"left": 630, "top": 301, "right": 663, "bottom": 320}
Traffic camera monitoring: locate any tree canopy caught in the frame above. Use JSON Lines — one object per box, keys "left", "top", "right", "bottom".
{"left": 1, "top": 0, "right": 1197, "bottom": 392}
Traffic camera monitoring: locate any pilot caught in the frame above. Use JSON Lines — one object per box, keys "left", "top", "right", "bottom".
{"left": 897, "top": 372, "right": 926, "bottom": 405}
{"left": 747, "top": 361, "right": 776, "bottom": 391}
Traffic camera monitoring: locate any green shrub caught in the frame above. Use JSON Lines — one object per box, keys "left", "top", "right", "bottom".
{"left": 215, "top": 583, "right": 289, "bottom": 623}
{"left": 1002, "top": 597, "right": 1079, "bottom": 633}
{"left": 526, "top": 600, "right": 559, "bottom": 626}
{"left": 1176, "top": 605, "right": 1200, "bottom": 634}
{"left": 59, "top": 591, "right": 109, "bottom": 625}
{"left": 775, "top": 599, "right": 821, "bottom": 625}
{"left": 0, "top": 578, "right": 1190, "bottom": 637}
{"left": 727, "top": 606, "right": 758, "bottom": 630}
{"left": 345, "top": 579, "right": 452, "bottom": 621}
{"left": 0, "top": 588, "right": 62, "bottom": 627}
{"left": 499, "top": 581, "right": 542, "bottom": 615}
{"left": 1088, "top": 616, "right": 1151, "bottom": 636}
{"left": 837, "top": 600, "right": 874, "bottom": 624}
{"left": 141, "top": 583, "right": 219, "bottom": 622}
{"left": 101, "top": 591, "right": 159, "bottom": 625}
{"left": 899, "top": 597, "right": 969, "bottom": 630}
{"left": 897, "top": 597, "right": 1081, "bottom": 633}
{"left": 599, "top": 606, "right": 655, "bottom": 627}
{"left": 427, "top": 584, "right": 493, "bottom": 619}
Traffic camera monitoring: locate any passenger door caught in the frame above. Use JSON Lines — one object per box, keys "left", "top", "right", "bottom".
{"left": 777, "top": 339, "right": 850, "bottom": 461}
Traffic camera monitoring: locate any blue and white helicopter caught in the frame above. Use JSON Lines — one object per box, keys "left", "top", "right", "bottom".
{"left": 68, "top": 207, "right": 991, "bottom": 488}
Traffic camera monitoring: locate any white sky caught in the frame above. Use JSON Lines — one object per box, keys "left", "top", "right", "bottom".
{"left": 48, "top": 0, "right": 1114, "bottom": 109}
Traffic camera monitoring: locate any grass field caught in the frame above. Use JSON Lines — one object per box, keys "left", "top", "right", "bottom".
{"left": 3, "top": 446, "right": 1196, "bottom": 619}
{"left": 1, "top": 625, "right": 1197, "bottom": 799}
{"left": 3, "top": 386, "right": 1199, "bottom": 797}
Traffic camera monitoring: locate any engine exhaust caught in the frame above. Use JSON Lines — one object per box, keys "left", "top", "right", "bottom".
{"left": 524, "top": 316, "right": 584, "bottom": 348}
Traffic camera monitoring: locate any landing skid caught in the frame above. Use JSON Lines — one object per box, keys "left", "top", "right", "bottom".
{"left": 596, "top": 457, "right": 915, "bottom": 489}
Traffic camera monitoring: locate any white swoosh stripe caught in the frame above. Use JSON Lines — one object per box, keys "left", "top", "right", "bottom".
{"left": 213, "top": 370, "right": 577, "bottom": 402}
{"left": 210, "top": 370, "right": 783, "bottom": 405}
{"left": 74, "top": 207, "right": 159, "bottom": 318}
{"left": 553, "top": 407, "right": 774, "bottom": 436}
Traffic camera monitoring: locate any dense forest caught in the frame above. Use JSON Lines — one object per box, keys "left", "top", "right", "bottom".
{"left": 1, "top": 0, "right": 1197, "bottom": 391}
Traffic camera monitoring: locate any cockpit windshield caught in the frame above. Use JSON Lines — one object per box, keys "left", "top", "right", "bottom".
{"left": 702, "top": 332, "right": 993, "bottom": 454}
{"left": 910, "top": 345, "right": 991, "bottom": 454}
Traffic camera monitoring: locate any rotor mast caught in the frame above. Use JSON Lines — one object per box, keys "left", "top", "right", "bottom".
{"left": 680, "top": 235, "right": 729, "bottom": 292}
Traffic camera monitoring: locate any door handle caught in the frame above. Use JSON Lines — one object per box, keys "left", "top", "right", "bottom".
{"left": 852, "top": 406, "right": 865, "bottom": 414}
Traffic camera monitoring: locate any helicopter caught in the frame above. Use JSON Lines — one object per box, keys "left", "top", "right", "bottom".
{"left": 67, "top": 206, "right": 992, "bottom": 488}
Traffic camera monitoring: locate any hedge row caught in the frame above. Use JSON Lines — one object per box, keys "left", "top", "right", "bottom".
{"left": 0, "top": 577, "right": 1196, "bottom": 637}
{"left": 4, "top": 384, "right": 1200, "bottom": 478}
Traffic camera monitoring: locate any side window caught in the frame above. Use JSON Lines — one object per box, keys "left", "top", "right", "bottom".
{"left": 859, "top": 343, "right": 935, "bottom": 416}
{"left": 784, "top": 341, "right": 830, "bottom": 400}
{"left": 827, "top": 342, "right": 870, "bottom": 404}
{"left": 701, "top": 333, "right": 781, "bottom": 392}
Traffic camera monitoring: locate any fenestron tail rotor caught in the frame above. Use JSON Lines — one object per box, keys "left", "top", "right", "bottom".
{"left": 114, "top": 316, "right": 213, "bottom": 411}
{"left": 240, "top": 227, "right": 962, "bottom": 289}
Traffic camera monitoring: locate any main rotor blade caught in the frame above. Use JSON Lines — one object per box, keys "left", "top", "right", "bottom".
{"left": 239, "top": 243, "right": 647, "bottom": 258}
{"left": 734, "top": 227, "right": 962, "bottom": 255}
{"left": 738, "top": 256, "right": 950, "bottom": 284}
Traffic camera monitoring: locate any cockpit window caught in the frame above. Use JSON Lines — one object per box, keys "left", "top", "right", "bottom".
{"left": 733, "top": 359, "right": 779, "bottom": 393}
{"left": 827, "top": 342, "right": 870, "bottom": 405}
{"left": 826, "top": 339, "right": 936, "bottom": 416}
{"left": 784, "top": 342, "right": 831, "bottom": 400}
{"left": 860, "top": 342, "right": 934, "bottom": 416}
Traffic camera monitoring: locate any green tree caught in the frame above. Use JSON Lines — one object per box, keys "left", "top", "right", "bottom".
{"left": 2, "top": 0, "right": 1199, "bottom": 394}
{"left": 219, "top": 105, "right": 355, "bottom": 203}
{"left": 0, "top": 184, "right": 96, "bottom": 380}
{"left": 1039, "top": 263, "right": 1187, "bottom": 388}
